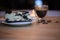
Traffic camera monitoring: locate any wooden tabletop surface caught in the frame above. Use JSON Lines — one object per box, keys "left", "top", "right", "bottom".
{"left": 0, "top": 16, "right": 60, "bottom": 40}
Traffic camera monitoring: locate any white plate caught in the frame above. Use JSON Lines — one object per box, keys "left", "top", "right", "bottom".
{"left": 2, "top": 21, "right": 32, "bottom": 26}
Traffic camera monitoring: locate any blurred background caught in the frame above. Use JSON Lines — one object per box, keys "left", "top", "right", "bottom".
{"left": 0, "top": 0, "right": 60, "bottom": 10}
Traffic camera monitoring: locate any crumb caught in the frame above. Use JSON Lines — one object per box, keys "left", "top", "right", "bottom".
{"left": 55, "top": 21, "right": 59, "bottom": 23}
{"left": 41, "top": 20, "right": 45, "bottom": 22}
{"left": 42, "top": 21, "right": 48, "bottom": 24}
{"left": 47, "top": 20, "right": 52, "bottom": 23}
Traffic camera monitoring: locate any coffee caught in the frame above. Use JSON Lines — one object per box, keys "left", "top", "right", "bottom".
{"left": 35, "top": 5, "right": 48, "bottom": 18}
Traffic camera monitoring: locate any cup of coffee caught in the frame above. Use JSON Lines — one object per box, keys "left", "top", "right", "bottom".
{"left": 5, "top": 10, "right": 32, "bottom": 23}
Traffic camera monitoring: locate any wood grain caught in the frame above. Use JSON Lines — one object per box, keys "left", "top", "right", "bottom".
{"left": 0, "top": 16, "right": 60, "bottom": 40}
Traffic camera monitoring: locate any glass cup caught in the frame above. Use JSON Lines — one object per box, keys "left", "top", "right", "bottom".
{"left": 35, "top": 5, "right": 48, "bottom": 22}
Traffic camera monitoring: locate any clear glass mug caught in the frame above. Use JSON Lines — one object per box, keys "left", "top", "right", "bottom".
{"left": 34, "top": 5, "right": 48, "bottom": 22}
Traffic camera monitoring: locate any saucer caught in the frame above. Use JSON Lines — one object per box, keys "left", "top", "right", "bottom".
{"left": 2, "top": 21, "right": 32, "bottom": 26}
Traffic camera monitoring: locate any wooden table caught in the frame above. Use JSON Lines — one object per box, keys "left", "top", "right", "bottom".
{"left": 0, "top": 16, "right": 60, "bottom": 40}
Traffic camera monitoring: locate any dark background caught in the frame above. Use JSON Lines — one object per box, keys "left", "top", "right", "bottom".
{"left": 0, "top": 0, "right": 60, "bottom": 10}
{"left": 43, "top": 0, "right": 60, "bottom": 10}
